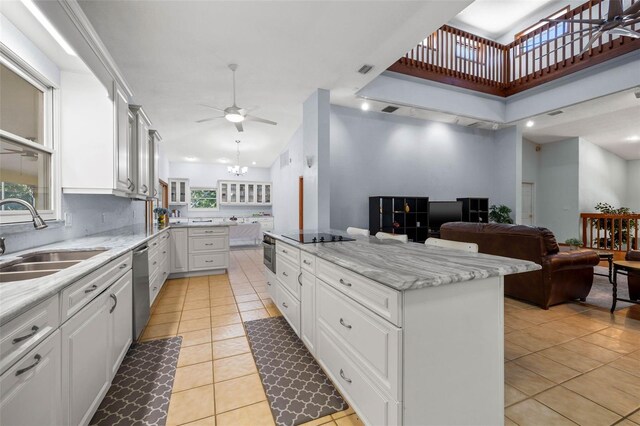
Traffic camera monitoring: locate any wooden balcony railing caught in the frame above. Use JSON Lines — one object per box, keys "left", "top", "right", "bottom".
{"left": 389, "top": 0, "right": 640, "bottom": 97}
{"left": 581, "top": 213, "right": 640, "bottom": 253}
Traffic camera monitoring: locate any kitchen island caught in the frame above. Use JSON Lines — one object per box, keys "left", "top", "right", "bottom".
{"left": 264, "top": 230, "right": 540, "bottom": 426}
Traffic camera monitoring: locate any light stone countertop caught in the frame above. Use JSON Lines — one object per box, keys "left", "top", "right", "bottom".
{"left": 0, "top": 223, "right": 233, "bottom": 326}
{"left": 267, "top": 230, "right": 541, "bottom": 292}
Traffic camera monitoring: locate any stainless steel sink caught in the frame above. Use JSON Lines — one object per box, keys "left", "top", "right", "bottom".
{"left": 0, "top": 249, "right": 107, "bottom": 282}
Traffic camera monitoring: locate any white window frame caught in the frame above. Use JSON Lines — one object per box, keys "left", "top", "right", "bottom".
{"left": 189, "top": 186, "right": 219, "bottom": 212}
{"left": 0, "top": 50, "right": 60, "bottom": 225}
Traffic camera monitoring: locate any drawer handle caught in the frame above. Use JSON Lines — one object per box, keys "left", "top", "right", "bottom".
{"left": 204, "top": 243, "right": 214, "bottom": 246}
{"left": 282, "top": 302, "right": 288, "bottom": 309}
{"left": 109, "top": 293, "right": 118, "bottom": 314}
{"left": 282, "top": 271, "right": 288, "bottom": 277}
{"left": 282, "top": 249, "right": 288, "bottom": 254}
{"left": 205, "top": 231, "right": 214, "bottom": 233}
{"left": 339, "top": 318, "right": 352, "bottom": 330}
{"left": 153, "top": 261, "right": 158, "bottom": 265}
{"left": 339, "top": 278, "right": 352, "bottom": 287}
{"left": 153, "top": 286, "right": 158, "bottom": 291}
{"left": 298, "top": 273, "right": 303, "bottom": 286}
{"left": 119, "top": 264, "right": 127, "bottom": 269}
{"left": 205, "top": 260, "right": 213, "bottom": 263}
{"left": 267, "top": 281, "right": 272, "bottom": 286}
{"left": 12, "top": 325, "right": 39, "bottom": 344}
{"left": 84, "top": 284, "right": 98, "bottom": 293}
{"left": 16, "top": 354, "right": 42, "bottom": 376}
{"left": 339, "top": 369, "right": 352, "bottom": 384}
{"left": 153, "top": 242, "right": 157, "bottom": 246}
{"left": 162, "top": 251, "right": 167, "bottom": 254}
{"left": 303, "top": 260, "right": 312, "bottom": 265}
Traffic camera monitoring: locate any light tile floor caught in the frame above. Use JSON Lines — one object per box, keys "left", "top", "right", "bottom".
{"left": 141, "top": 247, "right": 361, "bottom": 426}
{"left": 142, "top": 247, "right": 640, "bottom": 426}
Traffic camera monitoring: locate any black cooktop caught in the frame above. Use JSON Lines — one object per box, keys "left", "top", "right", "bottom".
{"left": 282, "top": 233, "right": 355, "bottom": 244}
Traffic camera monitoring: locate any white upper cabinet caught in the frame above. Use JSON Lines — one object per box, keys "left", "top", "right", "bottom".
{"left": 219, "top": 181, "right": 272, "bottom": 206}
{"left": 114, "top": 85, "right": 133, "bottom": 193}
{"left": 149, "top": 130, "right": 162, "bottom": 199}
{"left": 169, "top": 179, "right": 190, "bottom": 205}
{"left": 129, "top": 105, "right": 152, "bottom": 199}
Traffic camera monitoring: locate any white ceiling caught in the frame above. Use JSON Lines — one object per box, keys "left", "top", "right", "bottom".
{"left": 75, "top": 0, "right": 471, "bottom": 167}
{"left": 522, "top": 89, "right": 640, "bottom": 160}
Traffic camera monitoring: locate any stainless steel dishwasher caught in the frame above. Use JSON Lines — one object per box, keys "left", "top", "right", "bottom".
{"left": 132, "top": 244, "right": 150, "bottom": 340}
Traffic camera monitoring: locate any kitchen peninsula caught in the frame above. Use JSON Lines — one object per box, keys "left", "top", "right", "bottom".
{"left": 264, "top": 230, "right": 540, "bottom": 425}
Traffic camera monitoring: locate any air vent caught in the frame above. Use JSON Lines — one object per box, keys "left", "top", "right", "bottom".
{"left": 548, "top": 110, "right": 564, "bottom": 116}
{"left": 381, "top": 106, "right": 399, "bottom": 113}
{"left": 358, "top": 64, "right": 374, "bottom": 74}
{"left": 466, "top": 122, "right": 482, "bottom": 128}
{"left": 280, "top": 150, "right": 289, "bottom": 168}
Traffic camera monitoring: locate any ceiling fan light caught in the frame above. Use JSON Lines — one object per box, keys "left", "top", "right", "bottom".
{"left": 225, "top": 112, "right": 244, "bottom": 123}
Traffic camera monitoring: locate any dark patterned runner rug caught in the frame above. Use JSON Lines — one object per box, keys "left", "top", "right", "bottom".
{"left": 244, "top": 316, "right": 348, "bottom": 426}
{"left": 90, "top": 337, "right": 182, "bottom": 426}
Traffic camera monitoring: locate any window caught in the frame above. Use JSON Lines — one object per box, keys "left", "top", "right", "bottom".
{"left": 1, "top": 59, "right": 55, "bottom": 222}
{"left": 516, "top": 6, "right": 570, "bottom": 54}
{"left": 190, "top": 187, "right": 218, "bottom": 210}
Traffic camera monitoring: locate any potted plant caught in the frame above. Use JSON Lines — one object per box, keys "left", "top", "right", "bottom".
{"left": 489, "top": 205, "right": 513, "bottom": 224}
{"left": 153, "top": 207, "right": 169, "bottom": 227}
{"left": 565, "top": 238, "right": 583, "bottom": 251}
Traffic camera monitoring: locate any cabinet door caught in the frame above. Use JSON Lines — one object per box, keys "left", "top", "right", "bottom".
{"left": 265, "top": 184, "right": 271, "bottom": 204}
{"left": 220, "top": 183, "right": 228, "bottom": 204}
{"left": 257, "top": 184, "right": 263, "bottom": 203}
{"left": 61, "top": 292, "right": 110, "bottom": 426}
{"left": 149, "top": 134, "right": 159, "bottom": 198}
{"left": 230, "top": 183, "right": 237, "bottom": 203}
{"left": 239, "top": 183, "right": 246, "bottom": 203}
{"left": 137, "top": 115, "right": 150, "bottom": 197}
{"left": 170, "top": 229, "right": 188, "bottom": 273}
{"left": 179, "top": 181, "right": 187, "bottom": 204}
{"left": 0, "top": 330, "right": 62, "bottom": 426}
{"left": 170, "top": 180, "right": 177, "bottom": 204}
{"left": 301, "top": 271, "right": 315, "bottom": 355}
{"left": 114, "top": 86, "right": 131, "bottom": 193}
{"left": 127, "top": 111, "right": 137, "bottom": 194}
{"left": 109, "top": 271, "right": 133, "bottom": 378}
{"left": 247, "top": 183, "right": 255, "bottom": 204}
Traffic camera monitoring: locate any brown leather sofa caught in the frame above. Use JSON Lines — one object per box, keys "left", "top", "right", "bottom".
{"left": 440, "top": 222, "right": 600, "bottom": 309}
{"left": 626, "top": 250, "right": 640, "bottom": 301}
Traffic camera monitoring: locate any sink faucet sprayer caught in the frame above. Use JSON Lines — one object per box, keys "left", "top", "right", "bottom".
{"left": 0, "top": 198, "right": 48, "bottom": 255}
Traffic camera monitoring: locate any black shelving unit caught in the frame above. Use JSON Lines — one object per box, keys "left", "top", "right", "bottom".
{"left": 369, "top": 196, "right": 429, "bottom": 243}
{"left": 457, "top": 197, "right": 489, "bottom": 223}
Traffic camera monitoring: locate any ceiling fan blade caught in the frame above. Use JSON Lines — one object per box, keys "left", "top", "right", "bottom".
{"left": 234, "top": 122, "right": 244, "bottom": 132}
{"left": 608, "top": 0, "right": 624, "bottom": 19}
{"left": 623, "top": 1, "right": 640, "bottom": 17}
{"left": 542, "top": 18, "right": 604, "bottom": 25}
{"left": 198, "top": 104, "right": 226, "bottom": 113}
{"left": 580, "top": 30, "right": 604, "bottom": 54}
{"left": 245, "top": 115, "right": 277, "bottom": 126}
{"left": 608, "top": 27, "right": 640, "bottom": 38}
{"left": 196, "top": 116, "right": 224, "bottom": 123}
{"left": 623, "top": 17, "right": 640, "bottom": 27}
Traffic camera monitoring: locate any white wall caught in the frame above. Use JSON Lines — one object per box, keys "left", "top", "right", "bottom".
{"left": 270, "top": 126, "right": 304, "bottom": 231}
{"left": 628, "top": 160, "right": 640, "bottom": 212}
{"left": 328, "top": 105, "right": 511, "bottom": 231}
{"left": 536, "top": 138, "right": 580, "bottom": 241}
{"left": 522, "top": 139, "right": 540, "bottom": 221}
{"left": 578, "top": 138, "right": 628, "bottom": 213}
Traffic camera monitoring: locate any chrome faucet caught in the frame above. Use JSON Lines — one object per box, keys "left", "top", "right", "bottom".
{"left": 0, "top": 198, "right": 48, "bottom": 255}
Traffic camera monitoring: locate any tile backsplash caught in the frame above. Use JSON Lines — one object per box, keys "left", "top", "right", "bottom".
{"left": 0, "top": 194, "right": 146, "bottom": 254}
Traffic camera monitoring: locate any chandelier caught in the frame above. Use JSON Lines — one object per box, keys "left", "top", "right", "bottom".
{"left": 227, "top": 140, "right": 248, "bottom": 176}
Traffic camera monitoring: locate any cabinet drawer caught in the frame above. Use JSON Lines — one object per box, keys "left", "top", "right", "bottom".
{"left": 265, "top": 268, "right": 278, "bottom": 301}
{"left": 0, "top": 330, "right": 62, "bottom": 426}
{"left": 276, "top": 256, "right": 300, "bottom": 300}
{"left": 276, "top": 241, "right": 300, "bottom": 266}
{"left": 316, "top": 258, "right": 402, "bottom": 327}
{"left": 300, "top": 251, "right": 315, "bottom": 274}
{"left": 148, "top": 248, "right": 160, "bottom": 271}
{"left": 0, "top": 295, "right": 59, "bottom": 376}
{"left": 317, "top": 325, "right": 400, "bottom": 426}
{"left": 276, "top": 283, "right": 300, "bottom": 336}
{"left": 317, "top": 281, "right": 401, "bottom": 399}
{"left": 188, "top": 227, "right": 229, "bottom": 237}
{"left": 189, "top": 235, "right": 228, "bottom": 253}
{"left": 60, "top": 252, "right": 132, "bottom": 322}
{"left": 189, "top": 252, "right": 229, "bottom": 270}
{"left": 149, "top": 236, "right": 161, "bottom": 255}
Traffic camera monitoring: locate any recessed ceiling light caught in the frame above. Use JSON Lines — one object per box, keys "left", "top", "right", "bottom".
{"left": 361, "top": 102, "right": 370, "bottom": 111}
{"left": 252, "top": 161, "right": 256, "bottom": 165}
{"left": 20, "top": 0, "right": 77, "bottom": 56}
{"left": 626, "top": 135, "right": 640, "bottom": 142}
{"left": 526, "top": 120, "right": 535, "bottom": 128}
{"left": 185, "top": 157, "right": 197, "bottom": 162}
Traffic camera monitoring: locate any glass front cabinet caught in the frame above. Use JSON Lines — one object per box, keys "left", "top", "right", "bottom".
{"left": 169, "top": 178, "right": 190, "bottom": 205}
{"left": 218, "top": 181, "right": 272, "bottom": 206}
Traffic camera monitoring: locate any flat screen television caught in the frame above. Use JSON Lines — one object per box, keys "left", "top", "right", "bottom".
{"left": 429, "top": 201, "right": 463, "bottom": 231}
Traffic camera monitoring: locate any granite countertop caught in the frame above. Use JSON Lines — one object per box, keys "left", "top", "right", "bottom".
{"left": 168, "top": 221, "right": 237, "bottom": 228}
{"left": 267, "top": 230, "right": 541, "bottom": 292}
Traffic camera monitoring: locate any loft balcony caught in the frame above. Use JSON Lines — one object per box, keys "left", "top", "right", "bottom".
{"left": 389, "top": 0, "right": 640, "bottom": 97}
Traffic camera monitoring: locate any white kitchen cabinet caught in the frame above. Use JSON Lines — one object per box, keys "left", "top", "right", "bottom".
{"left": 170, "top": 228, "right": 189, "bottom": 273}
{"left": 114, "top": 84, "right": 133, "bottom": 194}
{"left": 218, "top": 180, "right": 272, "bottom": 206}
{"left": 108, "top": 272, "right": 133, "bottom": 378}
{"left": 130, "top": 105, "right": 152, "bottom": 199}
{"left": 169, "top": 179, "right": 190, "bottom": 205}
{"left": 300, "top": 271, "right": 316, "bottom": 355}
{"left": 0, "top": 330, "right": 62, "bottom": 426}
{"left": 61, "top": 291, "right": 111, "bottom": 426}
{"left": 149, "top": 130, "right": 162, "bottom": 199}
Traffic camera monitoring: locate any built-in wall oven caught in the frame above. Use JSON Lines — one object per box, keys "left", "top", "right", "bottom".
{"left": 263, "top": 234, "right": 276, "bottom": 274}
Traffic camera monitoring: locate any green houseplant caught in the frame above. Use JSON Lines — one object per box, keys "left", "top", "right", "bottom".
{"left": 489, "top": 205, "right": 513, "bottom": 224}
{"left": 591, "top": 202, "right": 637, "bottom": 250}
{"left": 565, "top": 238, "right": 583, "bottom": 250}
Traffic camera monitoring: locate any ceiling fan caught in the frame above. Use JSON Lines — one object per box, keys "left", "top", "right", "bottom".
{"left": 541, "top": 0, "right": 640, "bottom": 54}
{"left": 196, "top": 64, "right": 277, "bottom": 132}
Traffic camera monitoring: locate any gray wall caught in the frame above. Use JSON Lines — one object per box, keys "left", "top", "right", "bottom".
{"left": 270, "top": 126, "right": 304, "bottom": 231}
{"left": 328, "top": 105, "right": 507, "bottom": 231}
{"left": 578, "top": 138, "right": 628, "bottom": 213}
{"left": 628, "top": 160, "right": 640, "bottom": 212}
{"left": 1, "top": 194, "right": 146, "bottom": 254}
{"left": 522, "top": 139, "right": 540, "bottom": 221}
